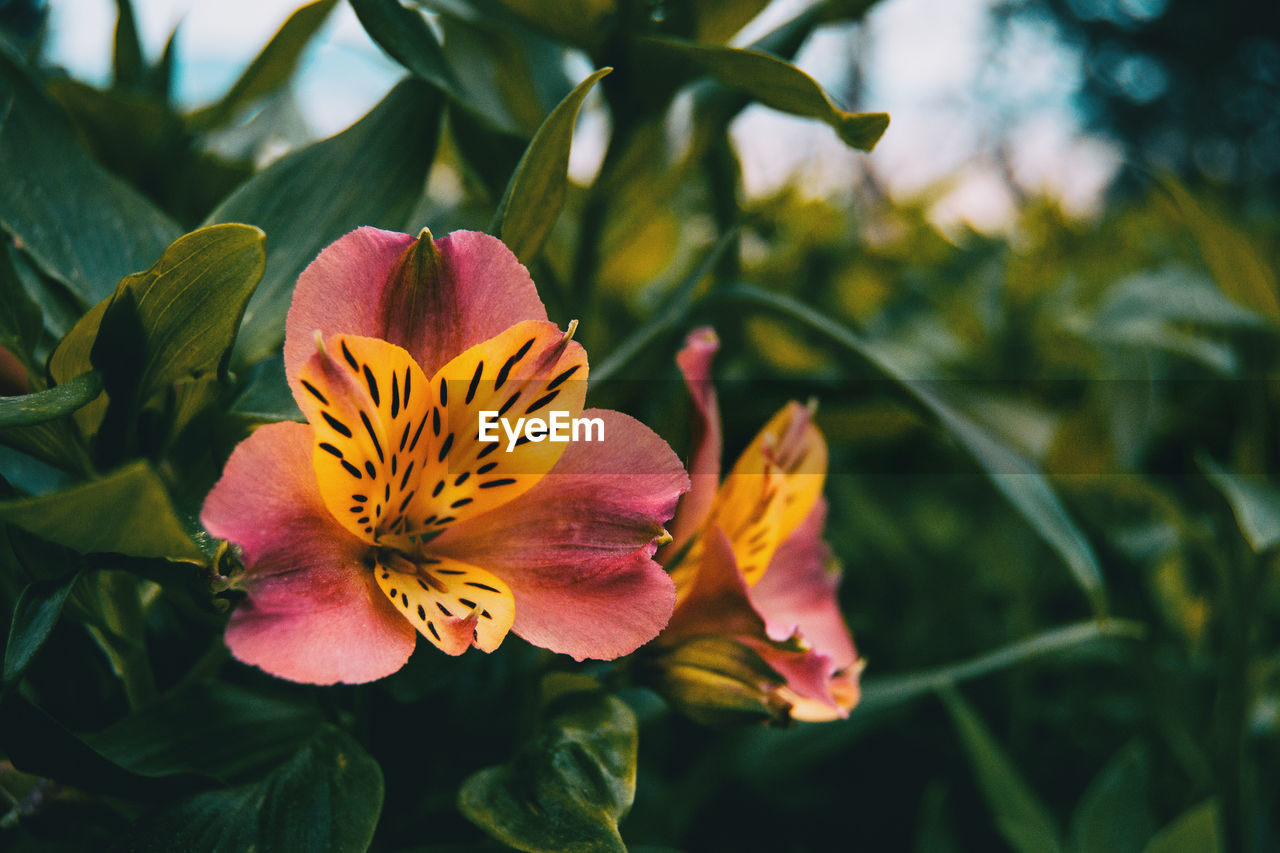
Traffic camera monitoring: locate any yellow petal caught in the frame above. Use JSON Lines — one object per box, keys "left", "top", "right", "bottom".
{"left": 374, "top": 554, "right": 515, "bottom": 655}
{"left": 707, "top": 401, "right": 827, "bottom": 585}
{"left": 296, "top": 333, "right": 433, "bottom": 549}
{"left": 405, "top": 319, "right": 588, "bottom": 532}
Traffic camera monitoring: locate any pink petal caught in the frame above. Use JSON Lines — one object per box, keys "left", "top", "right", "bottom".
{"left": 283, "top": 227, "right": 413, "bottom": 398}
{"left": 749, "top": 499, "right": 858, "bottom": 671}
{"left": 431, "top": 409, "right": 688, "bottom": 661}
{"left": 201, "top": 421, "right": 416, "bottom": 684}
{"left": 284, "top": 228, "right": 548, "bottom": 404}
{"left": 667, "top": 327, "right": 722, "bottom": 553}
{"left": 665, "top": 525, "right": 844, "bottom": 716}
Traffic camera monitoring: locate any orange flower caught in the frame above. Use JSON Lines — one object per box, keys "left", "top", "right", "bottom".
{"left": 655, "top": 328, "right": 862, "bottom": 722}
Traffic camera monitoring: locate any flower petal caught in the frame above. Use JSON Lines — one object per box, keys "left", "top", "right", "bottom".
{"left": 749, "top": 499, "right": 858, "bottom": 672}
{"left": 373, "top": 555, "right": 514, "bottom": 654}
{"left": 296, "top": 334, "right": 434, "bottom": 549}
{"left": 200, "top": 421, "right": 416, "bottom": 685}
{"left": 665, "top": 525, "right": 844, "bottom": 716}
{"left": 668, "top": 327, "right": 722, "bottom": 554}
{"left": 433, "top": 409, "right": 686, "bottom": 660}
{"left": 413, "top": 319, "right": 587, "bottom": 533}
{"left": 284, "top": 227, "right": 414, "bottom": 399}
{"left": 704, "top": 401, "right": 827, "bottom": 584}
{"left": 284, "top": 228, "right": 548, "bottom": 400}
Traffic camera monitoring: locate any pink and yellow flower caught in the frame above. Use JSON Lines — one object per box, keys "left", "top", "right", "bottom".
{"left": 202, "top": 228, "right": 688, "bottom": 684}
{"left": 655, "top": 328, "right": 862, "bottom": 722}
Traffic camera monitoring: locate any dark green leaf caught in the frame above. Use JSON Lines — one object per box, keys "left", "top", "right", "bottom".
{"left": 459, "top": 679, "right": 637, "bottom": 853}
{"left": 720, "top": 285, "right": 1106, "bottom": 613}
{"left": 0, "top": 460, "right": 201, "bottom": 560}
{"left": 1067, "top": 742, "right": 1156, "bottom": 853}
{"left": 124, "top": 728, "right": 384, "bottom": 853}
{"left": 1141, "top": 801, "right": 1221, "bottom": 853}
{"left": 86, "top": 682, "right": 328, "bottom": 783}
{"left": 1199, "top": 455, "right": 1280, "bottom": 553}
{"left": 93, "top": 223, "right": 265, "bottom": 405}
{"left": 189, "top": 0, "right": 340, "bottom": 131}
{"left": 0, "top": 371, "right": 102, "bottom": 429}
{"left": 112, "top": 0, "right": 144, "bottom": 89}
{"left": 208, "top": 78, "right": 442, "bottom": 366}
{"left": 2, "top": 571, "right": 79, "bottom": 685}
{"left": 497, "top": 0, "right": 617, "bottom": 49}
{"left": 636, "top": 36, "right": 889, "bottom": 151}
{"left": 941, "top": 687, "right": 1063, "bottom": 853}
{"left": 0, "top": 692, "right": 196, "bottom": 799}
{"left": 493, "top": 67, "right": 610, "bottom": 261}
{"left": 0, "top": 45, "right": 180, "bottom": 305}
{"left": 349, "top": 0, "right": 461, "bottom": 97}
{"left": 430, "top": 1, "right": 575, "bottom": 137}
{"left": 0, "top": 226, "right": 41, "bottom": 371}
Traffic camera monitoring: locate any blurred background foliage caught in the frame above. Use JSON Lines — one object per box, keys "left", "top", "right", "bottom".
{"left": 0, "top": 0, "right": 1278, "bottom": 850}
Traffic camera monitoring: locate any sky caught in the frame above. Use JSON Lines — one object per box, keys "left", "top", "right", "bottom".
{"left": 41, "top": 0, "right": 1122, "bottom": 231}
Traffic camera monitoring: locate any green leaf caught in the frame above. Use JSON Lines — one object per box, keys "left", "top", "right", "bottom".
{"left": 85, "top": 682, "right": 328, "bottom": 783}
{"left": 1160, "top": 178, "right": 1280, "bottom": 322}
{"left": 2, "top": 571, "right": 79, "bottom": 685}
{"left": 1199, "top": 455, "right": 1280, "bottom": 553}
{"left": 0, "top": 46, "right": 180, "bottom": 305}
{"left": 112, "top": 0, "right": 144, "bottom": 89}
{"left": 459, "top": 680, "right": 637, "bottom": 853}
{"left": 0, "top": 460, "right": 201, "bottom": 560}
{"left": 207, "top": 78, "right": 443, "bottom": 366}
{"left": 349, "top": 0, "right": 461, "bottom": 97}
{"left": 720, "top": 285, "right": 1107, "bottom": 614}
{"left": 497, "top": 0, "right": 617, "bottom": 50}
{"left": 355, "top": 0, "right": 574, "bottom": 136}
{"left": 0, "top": 371, "right": 101, "bottom": 429}
{"left": 1141, "top": 801, "right": 1221, "bottom": 853}
{"left": 0, "top": 241, "right": 41, "bottom": 373}
{"left": 941, "top": 688, "right": 1063, "bottom": 853}
{"left": 636, "top": 36, "right": 889, "bottom": 151}
{"left": 493, "top": 67, "right": 610, "bottom": 261}
{"left": 123, "top": 728, "right": 384, "bottom": 853}
{"left": 94, "top": 224, "right": 265, "bottom": 405}
{"left": 1067, "top": 742, "right": 1156, "bottom": 853}
{"left": 189, "top": 0, "right": 340, "bottom": 131}
{"left": 692, "top": 0, "right": 771, "bottom": 43}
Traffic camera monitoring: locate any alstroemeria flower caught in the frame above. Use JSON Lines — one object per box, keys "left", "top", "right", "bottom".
{"left": 656, "top": 328, "right": 862, "bottom": 722}
{"left": 202, "top": 228, "right": 688, "bottom": 684}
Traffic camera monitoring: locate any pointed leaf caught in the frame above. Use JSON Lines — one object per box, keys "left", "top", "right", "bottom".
{"left": 1067, "top": 742, "right": 1156, "bottom": 853}
{"left": 0, "top": 46, "right": 180, "bottom": 305}
{"left": 112, "top": 0, "right": 144, "bottom": 89}
{"left": 208, "top": 78, "right": 443, "bottom": 367}
{"left": 493, "top": 67, "right": 609, "bottom": 261}
{"left": 96, "top": 223, "right": 265, "bottom": 403}
{"left": 941, "top": 688, "right": 1063, "bottom": 853}
{"left": 0, "top": 371, "right": 101, "bottom": 429}
{"left": 1200, "top": 455, "right": 1280, "bottom": 553}
{"left": 637, "top": 36, "right": 889, "bottom": 151}
{"left": 1141, "top": 801, "right": 1221, "bottom": 853}
{"left": 2, "top": 571, "right": 80, "bottom": 685}
{"left": 460, "top": 680, "right": 636, "bottom": 853}
{"left": 0, "top": 460, "right": 201, "bottom": 560}
{"left": 189, "top": 0, "right": 340, "bottom": 131}
{"left": 349, "top": 0, "right": 461, "bottom": 96}
{"left": 1161, "top": 178, "right": 1280, "bottom": 322}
